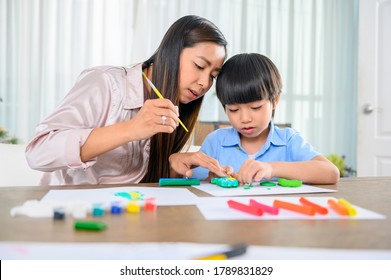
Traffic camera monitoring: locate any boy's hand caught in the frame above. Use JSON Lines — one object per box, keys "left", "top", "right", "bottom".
{"left": 233, "top": 159, "right": 273, "bottom": 185}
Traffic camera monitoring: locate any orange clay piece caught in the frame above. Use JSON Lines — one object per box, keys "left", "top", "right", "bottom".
{"left": 299, "top": 197, "right": 328, "bottom": 215}
{"left": 273, "top": 199, "right": 316, "bottom": 216}
{"left": 327, "top": 199, "right": 349, "bottom": 215}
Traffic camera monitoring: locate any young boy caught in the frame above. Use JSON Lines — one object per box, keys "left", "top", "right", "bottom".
{"left": 192, "top": 53, "right": 339, "bottom": 185}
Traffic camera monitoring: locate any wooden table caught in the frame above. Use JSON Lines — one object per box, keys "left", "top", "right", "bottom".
{"left": 0, "top": 177, "right": 390, "bottom": 250}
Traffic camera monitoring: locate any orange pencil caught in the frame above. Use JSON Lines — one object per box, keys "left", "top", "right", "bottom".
{"left": 273, "top": 199, "right": 316, "bottom": 216}
{"left": 299, "top": 197, "right": 328, "bottom": 215}
{"left": 327, "top": 199, "right": 349, "bottom": 216}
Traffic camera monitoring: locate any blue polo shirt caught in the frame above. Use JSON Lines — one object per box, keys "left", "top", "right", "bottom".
{"left": 192, "top": 123, "right": 321, "bottom": 180}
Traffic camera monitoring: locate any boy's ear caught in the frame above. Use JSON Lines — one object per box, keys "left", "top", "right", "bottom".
{"left": 273, "top": 95, "right": 281, "bottom": 109}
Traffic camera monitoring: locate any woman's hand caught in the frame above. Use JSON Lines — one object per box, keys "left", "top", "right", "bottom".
{"left": 127, "top": 99, "right": 180, "bottom": 141}
{"left": 205, "top": 165, "right": 234, "bottom": 181}
{"left": 169, "top": 151, "right": 228, "bottom": 178}
{"left": 80, "top": 99, "right": 179, "bottom": 162}
{"left": 232, "top": 159, "right": 273, "bottom": 185}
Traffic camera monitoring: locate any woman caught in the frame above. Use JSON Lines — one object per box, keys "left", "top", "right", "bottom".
{"left": 26, "top": 15, "right": 228, "bottom": 185}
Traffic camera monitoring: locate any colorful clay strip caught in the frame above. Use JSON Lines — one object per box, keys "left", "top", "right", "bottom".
{"left": 260, "top": 181, "right": 277, "bottom": 186}
{"left": 273, "top": 199, "right": 315, "bottom": 216}
{"left": 211, "top": 177, "right": 239, "bottom": 188}
{"left": 327, "top": 199, "right": 349, "bottom": 216}
{"left": 249, "top": 199, "right": 279, "bottom": 215}
{"left": 74, "top": 220, "right": 107, "bottom": 231}
{"left": 337, "top": 198, "right": 357, "bottom": 216}
{"left": 227, "top": 200, "right": 263, "bottom": 216}
{"left": 277, "top": 178, "right": 303, "bottom": 187}
{"left": 299, "top": 197, "right": 328, "bottom": 215}
{"left": 159, "top": 178, "right": 200, "bottom": 186}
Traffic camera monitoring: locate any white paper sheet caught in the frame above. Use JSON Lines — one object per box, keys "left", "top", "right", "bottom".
{"left": 192, "top": 182, "right": 336, "bottom": 197}
{"left": 196, "top": 196, "right": 386, "bottom": 220}
{"left": 1, "top": 242, "right": 390, "bottom": 260}
{"left": 41, "top": 186, "right": 200, "bottom": 207}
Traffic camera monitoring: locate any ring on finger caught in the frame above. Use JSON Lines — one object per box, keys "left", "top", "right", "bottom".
{"left": 161, "top": 115, "right": 167, "bottom": 125}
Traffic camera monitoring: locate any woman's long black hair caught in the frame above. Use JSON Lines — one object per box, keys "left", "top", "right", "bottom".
{"left": 141, "top": 15, "right": 227, "bottom": 182}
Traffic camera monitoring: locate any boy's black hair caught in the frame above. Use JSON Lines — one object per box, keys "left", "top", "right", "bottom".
{"left": 216, "top": 53, "right": 282, "bottom": 108}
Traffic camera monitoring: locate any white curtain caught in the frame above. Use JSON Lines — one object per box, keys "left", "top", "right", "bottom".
{"left": 0, "top": 0, "right": 358, "bottom": 168}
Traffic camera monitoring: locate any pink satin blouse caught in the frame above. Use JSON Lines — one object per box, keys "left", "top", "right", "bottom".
{"left": 26, "top": 64, "right": 150, "bottom": 186}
